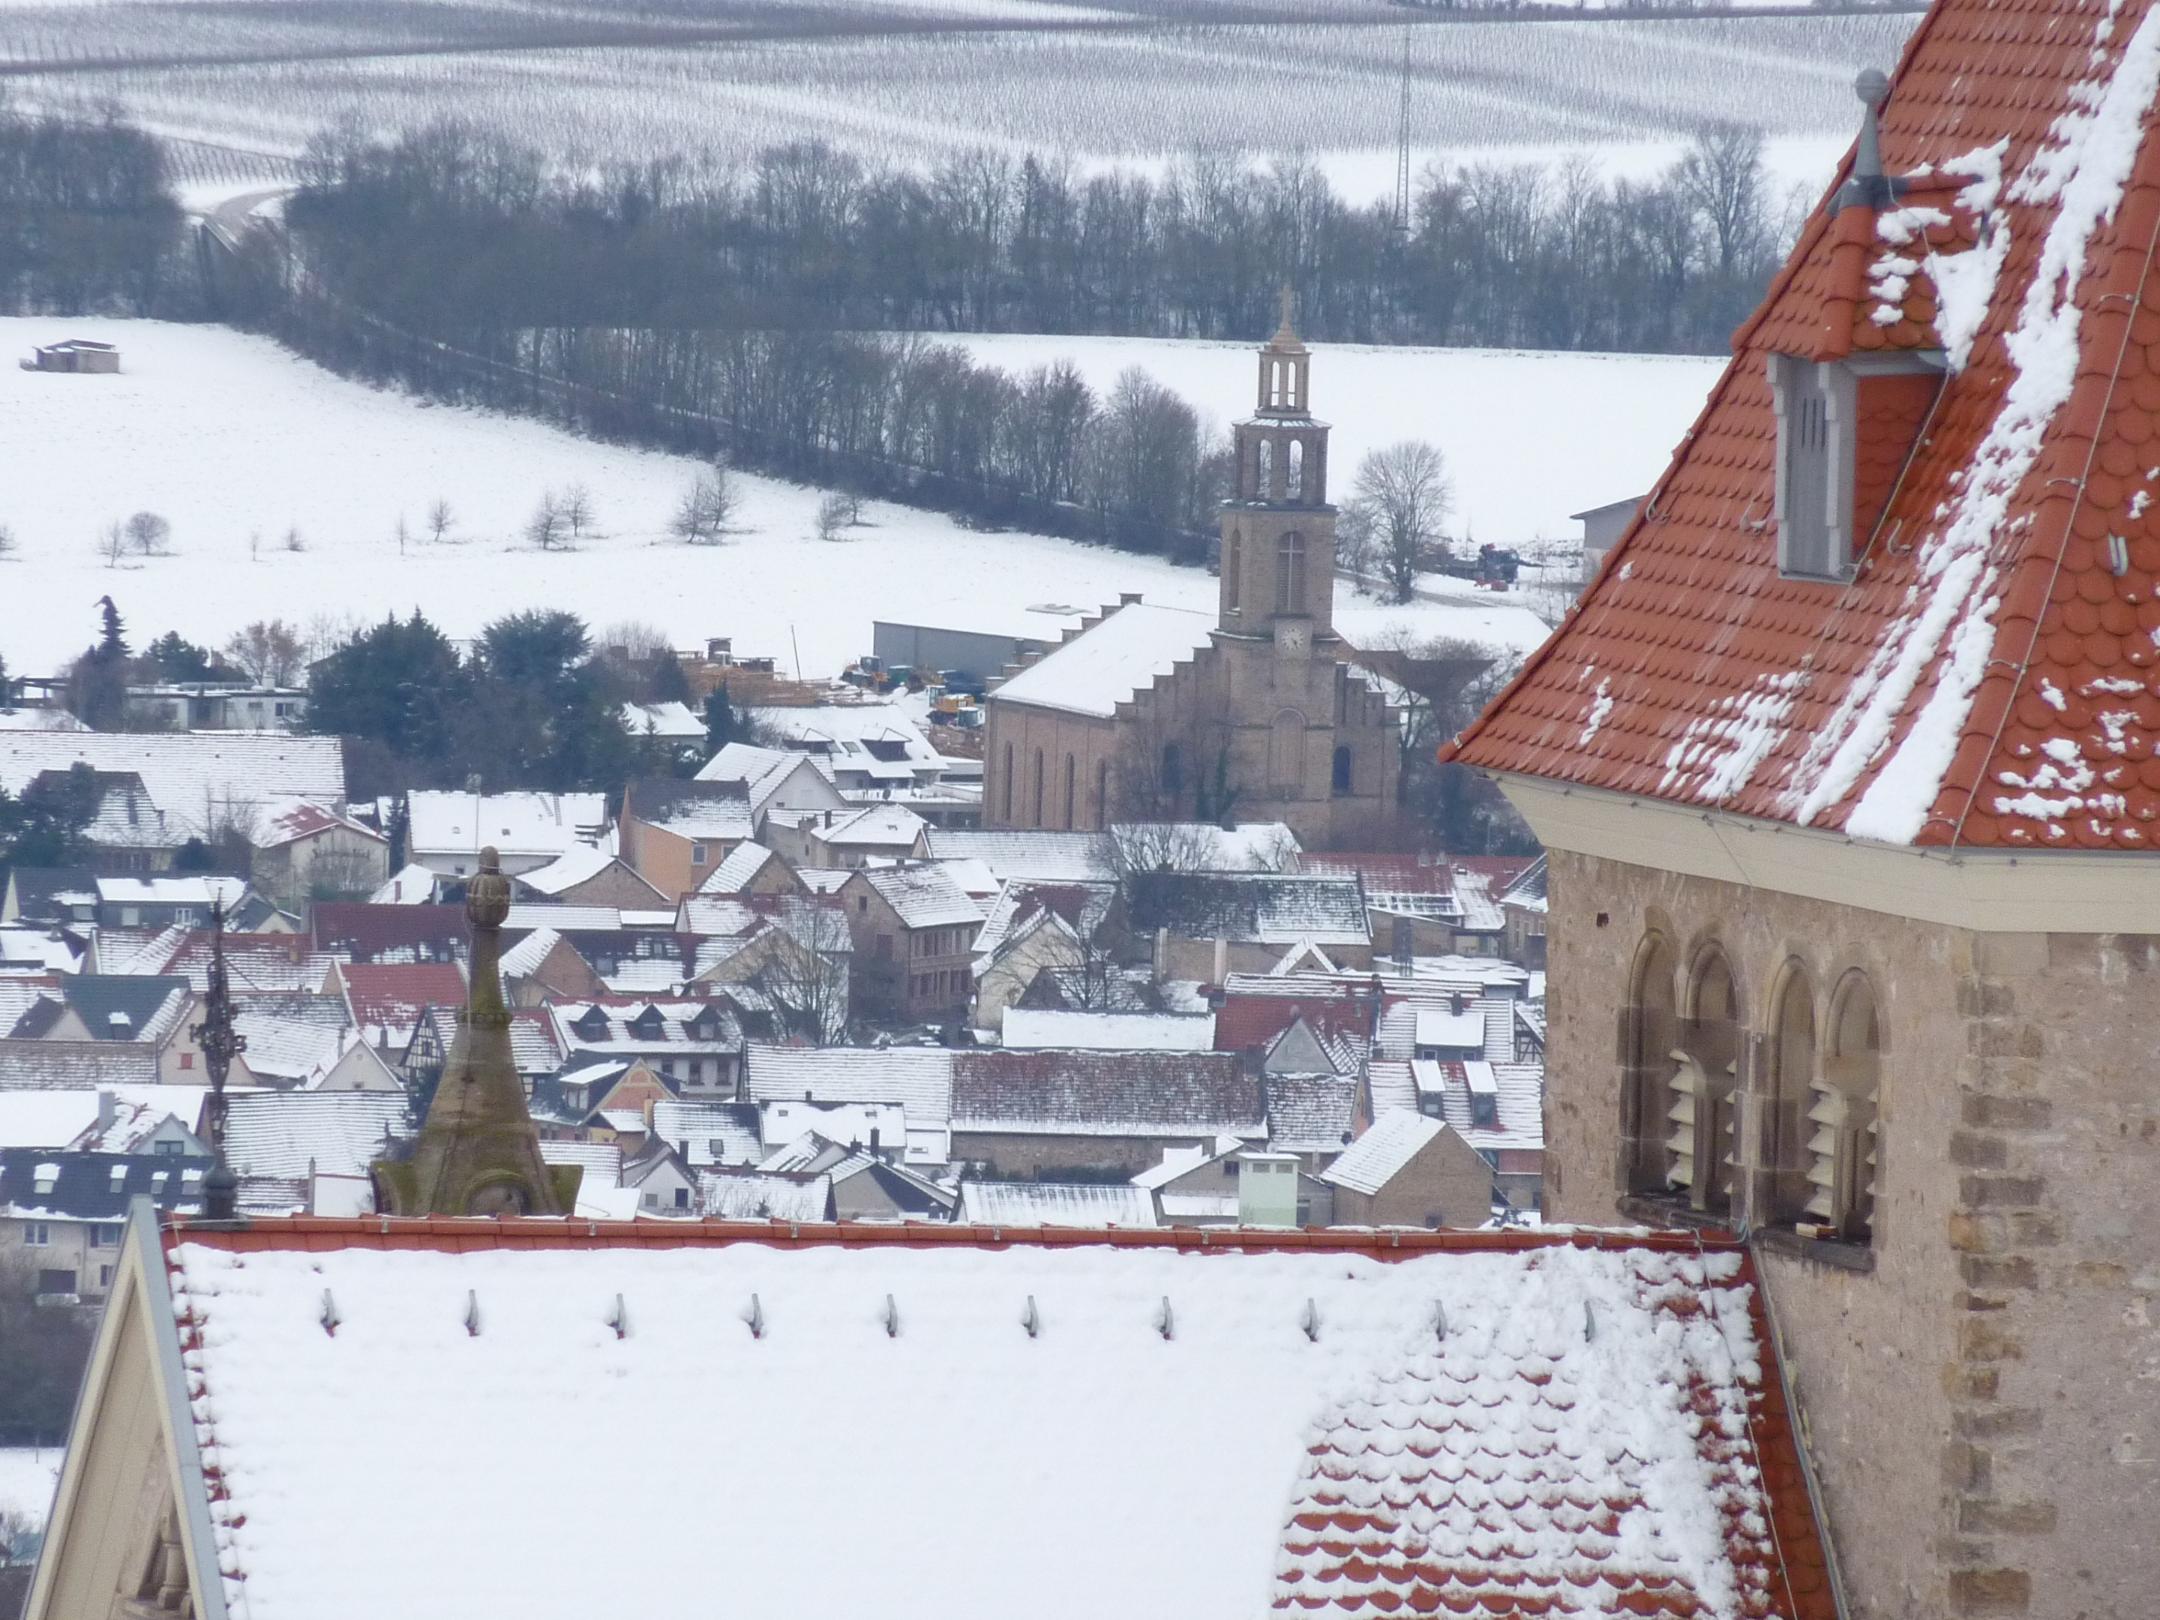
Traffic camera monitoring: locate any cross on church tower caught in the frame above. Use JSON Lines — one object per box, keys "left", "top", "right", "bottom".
{"left": 1220, "top": 292, "right": 1335, "bottom": 650}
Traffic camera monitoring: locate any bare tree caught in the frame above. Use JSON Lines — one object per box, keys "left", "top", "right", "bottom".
{"left": 1335, "top": 497, "right": 1378, "bottom": 597}
{"left": 561, "top": 483, "right": 596, "bottom": 542}
{"left": 426, "top": 498, "right": 454, "bottom": 544}
{"left": 814, "top": 492, "right": 852, "bottom": 542}
{"left": 99, "top": 521, "right": 126, "bottom": 568}
{"left": 1103, "top": 821, "right": 1224, "bottom": 877}
{"left": 395, "top": 514, "right": 411, "bottom": 556}
{"left": 749, "top": 901, "right": 853, "bottom": 1044}
{"left": 671, "top": 465, "right": 735, "bottom": 545}
{"left": 124, "top": 511, "right": 171, "bottom": 556}
{"left": 526, "top": 492, "right": 567, "bottom": 551}
{"left": 1353, "top": 441, "right": 1453, "bottom": 604}
{"left": 224, "top": 619, "right": 306, "bottom": 686}
{"left": 283, "top": 524, "right": 307, "bottom": 553}
{"left": 1677, "top": 123, "right": 1770, "bottom": 282}
{"left": 0, "top": 523, "right": 16, "bottom": 558}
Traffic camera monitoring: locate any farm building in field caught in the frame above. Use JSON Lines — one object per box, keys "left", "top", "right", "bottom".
{"left": 25, "top": 339, "right": 118, "bottom": 374}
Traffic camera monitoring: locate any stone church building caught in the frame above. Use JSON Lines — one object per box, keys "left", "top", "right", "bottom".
{"left": 1451, "top": 7, "right": 2160, "bottom": 1616}
{"left": 983, "top": 318, "right": 1399, "bottom": 846}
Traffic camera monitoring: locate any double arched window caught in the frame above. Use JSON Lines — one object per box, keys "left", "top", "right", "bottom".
{"left": 1623, "top": 933, "right": 1679, "bottom": 1195}
{"left": 1810, "top": 973, "right": 1882, "bottom": 1240}
{"left": 1669, "top": 946, "right": 1740, "bottom": 1214}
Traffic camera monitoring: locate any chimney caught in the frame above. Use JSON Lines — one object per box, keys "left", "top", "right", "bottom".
{"left": 1211, "top": 936, "right": 1229, "bottom": 987}
{"left": 1391, "top": 916, "right": 1413, "bottom": 972}
{"left": 1450, "top": 991, "right": 1467, "bottom": 1016}
{"left": 97, "top": 1089, "right": 116, "bottom": 1130}
{"left": 1119, "top": 592, "right": 1142, "bottom": 607}
{"left": 869, "top": 1125, "right": 882, "bottom": 1161}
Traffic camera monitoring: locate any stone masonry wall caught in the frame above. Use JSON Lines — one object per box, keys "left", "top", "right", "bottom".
{"left": 1542, "top": 847, "right": 2160, "bottom": 1619}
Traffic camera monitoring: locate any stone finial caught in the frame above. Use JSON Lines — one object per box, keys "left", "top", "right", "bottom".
{"left": 467, "top": 844, "right": 511, "bottom": 930}
{"left": 1268, "top": 285, "right": 1305, "bottom": 352}
{"left": 1838, "top": 68, "right": 1894, "bottom": 212}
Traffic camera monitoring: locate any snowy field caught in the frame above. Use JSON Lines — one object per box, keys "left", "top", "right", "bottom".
{"left": 2, "top": 10, "right": 1918, "bottom": 203}
{"left": 942, "top": 331, "right": 1721, "bottom": 540}
{"left": 0, "top": 1448, "right": 61, "bottom": 1534}
{"left": 0, "top": 321, "right": 1593, "bottom": 676}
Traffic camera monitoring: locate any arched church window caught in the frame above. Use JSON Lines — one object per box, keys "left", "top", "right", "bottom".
{"left": 1331, "top": 744, "right": 1353, "bottom": 795}
{"left": 1268, "top": 709, "right": 1306, "bottom": 793}
{"left": 1063, "top": 754, "right": 1077, "bottom": 830}
{"left": 1161, "top": 741, "right": 1184, "bottom": 801}
{"left": 1223, "top": 532, "right": 1241, "bottom": 613}
{"left": 1810, "top": 971, "right": 1882, "bottom": 1241}
{"left": 1032, "top": 749, "right": 1045, "bottom": 828}
{"left": 1277, "top": 532, "right": 1307, "bottom": 614}
{"left": 1288, "top": 439, "right": 1305, "bottom": 501}
{"left": 1623, "top": 933, "right": 1678, "bottom": 1194}
{"left": 1257, "top": 440, "right": 1274, "bottom": 498}
{"left": 1765, "top": 963, "right": 1816, "bottom": 1223}
{"left": 1670, "top": 945, "right": 1739, "bottom": 1214}
{"left": 1002, "top": 744, "right": 1013, "bottom": 821}
{"left": 1096, "top": 758, "right": 1109, "bottom": 826}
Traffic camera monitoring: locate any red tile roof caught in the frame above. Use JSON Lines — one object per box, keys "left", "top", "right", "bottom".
{"left": 312, "top": 903, "right": 465, "bottom": 962}
{"left": 337, "top": 962, "right": 467, "bottom": 1043}
{"left": 1213, "top": 980, "right": 1380, "bottom": 1056}
{"left": 1451, "top": 0, "right": 2160, "bottom": 850}
{"left": 157, "top": 1217, "right": 1834, "bottom": 1619}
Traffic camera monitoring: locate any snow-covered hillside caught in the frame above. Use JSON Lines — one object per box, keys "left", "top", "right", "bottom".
{"left": 940, "top": 332, "right": 1722, "bottom": 543}
{"left": 0, "top": 321, "right": 1669, "bottom": 677}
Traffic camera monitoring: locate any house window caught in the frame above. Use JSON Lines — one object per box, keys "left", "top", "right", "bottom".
{"left": 641, "top": 1192, "right": 659, "bottom": 1210}
{"left": 154, "top": 1139, "right": 185, "bottom": 1158}
{"left": 23, "top": 1222, "right": 50, "bottom": 1246}
{"left": 1276, "top": 532, "right": 1307, "bottom": 613}
{"left": 1331, "top": 745, "right": 1353, "bottom": 795}
{"left": 673, "top": 1186, "right": 690, "bottom": 1210}
{"left": 98, "top": 1264, "right": 113, "bottom": 1289}
{"left": 1810, "top": 971, "right": 1883, "bottom": 1242}
{"left": 93, "top": 1224, "right": 122, "bottom": 1247}
{"left": 692, "top": 842, "right": 708, "bottom": 865}
{"left": 37, "top": 1269, "right": 75, "bottom": 1296}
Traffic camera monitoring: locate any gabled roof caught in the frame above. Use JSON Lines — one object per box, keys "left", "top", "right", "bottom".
{"left": 254, "top": 799, "right": 382, "bottom": 851}
{"left": 697, "top": 840, "right": 790, "bottom": 895}
{"left": 128, "top": 930, "right": 341, "bottom": 995}
{"left": 950, "top": 1050, "right": 1261, "bottom": 1139}
{"left": 923, "top": 828, "right": 1114, "bottom": 882}
{"left": 0, "top": 1149, "right": 205, "bottom": 1221}
{"left": 7, "top": 976, "right": 189, "bottom": 1043}
{"left": 853, "top": 864, "right": 983, "bottom": 930}
{"left": 809, "top": 803, "right": 926, "bottom": 849}
{"left": 0, "top": 733, "right": 348, "bottom": 838}
{"left": 1321, "top": 1111, "right": 1446, "bottom": 1195}
{"left": 970, "top": 878, "right": 1115, "bottom": 962}
{"left": 650, "top": 1099, "right": 763, "bottom": 1168}
{"left": 406, "top": 791, "right": 608, "bottom": 859}
{"left": 221, "top": 1091, "right": 408, "bottom": 1180}
{"left": 743, "top": 1045, "right": 954, "bottom": 1128}
{"left": 132, "top": 1219, "right": 1836, "bottom": 1620}
{"left": 1452, "top": 6, "right": 2160, "bottom": 850}
{"left": 1126, "top": 871, "right": 1370, "bottom": 947}
{"left": 956, "top": 1180, "right": 1158, "bottom": 1227}
{"left": 231, "top": 992, "right": 354, "bottom": 1083}
{"left": 695, "top": 1167, "right": 833, "bottom": 1221}
{"left": 625, "top": 779, "right": 754, "bottom": 841}
{"left": 988, "top": 601, "right": 1214, "bottom": 718}
{"left": 336, "top": 962, "right": 467, "bottom": 1046}
{"left": 1263, "top": 1072, "right": 1360, "bottom": 1155}
{"left": 516, "top": 845, "right": 663, "bottom": 903}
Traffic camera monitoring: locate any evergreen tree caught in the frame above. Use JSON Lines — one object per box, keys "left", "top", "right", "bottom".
{"left": 67, "top": 597, "right": 133, "bottom": 729}
{"left": 305, "top": 611, "right": 471, "bottom": 776}
{"left": 0, "top": 764, "right": 102, "bottom": 871}
{"left": 703, "top": 683, "right": 737, "bottom": 754}
{"left": 97, "top": 597, "right": 126, "bottom": 659}
{"left": 648, "top": 650, "right": 692, "bottom": 705}
{"left": 143, "top": 631, "right": 227, "bottom": 683}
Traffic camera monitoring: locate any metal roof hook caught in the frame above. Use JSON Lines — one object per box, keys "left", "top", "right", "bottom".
{"left": 1022, "top": 1294, "right": 1040, "bottom": 1339}
{"left": 1433, "top": 1300, "right": 1447, "bottom": 1344}
{"left": 607, "top": 1293, "right": 629, "bottom": 1341}
{"left": 882, "top": 1293, "right": 899, "bottom": 1339}
{"left": 1583, "top": 1300, "right": 1597, "bottom": 1343}
{"left": 1301, "top": 1298, "right": 1321, "bottom": 1343}
{"left": 463, "top": 1290, "right": 481, "bottom": 1338}
{"left": 744, "top": 1293, "right": 765, "bottom": 1340}
{"left": 319, "top": 1288, "right": 340, "bottom": 1337}
{"left": 1155, "top": 1295, "right": 1175, "bottom": 1341}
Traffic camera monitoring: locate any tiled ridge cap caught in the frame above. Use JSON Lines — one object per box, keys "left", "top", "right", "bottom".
{"left": 161, "top": 1214, "right": 1741, "bottom": 1258}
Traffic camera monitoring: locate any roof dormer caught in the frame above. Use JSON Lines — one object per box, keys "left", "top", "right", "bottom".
{"left": 1769, "top": 350, "right": 1944, "bottom": 582}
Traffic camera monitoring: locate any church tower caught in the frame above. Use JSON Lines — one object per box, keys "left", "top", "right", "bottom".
{"left": 1219, "top": 296, "right": 1336, "bottom": 654}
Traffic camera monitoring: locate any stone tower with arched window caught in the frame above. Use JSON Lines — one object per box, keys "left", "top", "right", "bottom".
{"left": 982, "top": 308, "right": 1397, "bottom": 845}
{"left": 1218, "top": 298, "right": 1334, "bottom": 643}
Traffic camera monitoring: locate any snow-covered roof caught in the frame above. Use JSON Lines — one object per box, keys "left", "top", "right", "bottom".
{"left": 1000, "top": 1009, "right": 1216, "bottom": 1052}
{"left": 0, "top": 1086, "right": 210, "bottom": 1152}
{"left": 650, "top": 1099, "right": 763, "bottom": 1168}
{"left": 1321, "top": 1112, "right": 1445, "bottom": 1196}
{"left": 231, "top": 992, "right": 354, "bottom": 1083}
{"left": 695, "top": 1167, "right": 832, "bottom": 1221}
{"left": 697, "top": 841, "right": 786, "bottom": 895}
{"left": 950, "top": 1051, "right": 1261, "bottom": 1140}
{"left": 989, "top": 602, "right": 1214, "bottom": 719}
{"left": 515, "top": 844, "right": 651, "bottom": 901}
{"left": 138, "top": 1224, "right": 1826, "bottom": 1620}
{"left": 537, "top": 1140, "right": 624, "bottom": 1190}
{"left": 750, "top": 703, "right": 939, "bottom": 764}
{"left": 253, "top": 799, "right": 382, "bottom": 851}
{"left": 625, "top": 780, "right": 754, "bottom": 841}
{"left": 956, "top": 1181, "right": 1158, "bottom": 1227}
{"left": 1263, "top": 1073, "right": 1361, "bottom": 1156}
{"left": 497, "top": 927, "right": 563, "bottom": 982}
{"left": 407, "top": 791, "right": 608, "bottom": 860}
{"left": 91, "top": 875, "right": 249, "bottom": 909}
{"left": 620, "top": 700, "right": 706, "bottom": 741}
{"left": 1413, "top": 1008, "right": 1486, "bottom": 1050}
{"left": 0, "top": 732, "right": 348, "bottom": 839}
{"left": 1126, "top": 872, "right": 1371, "bottom": 948}
{"left": 369, "top": 863, "right": 442, "bottom": 905}
{"left": 809, "top": 803, "right": 926, "bottom": 849}
{"left": 857, "top": 864, "right": 983, "bottom": 930}
{"left": 923, "top": 829, "right": 1114, "bottom": 883}
{"left": 743, "top": 1045, "right": 953, "bottom": 1132}
{"left": 221, "top": 1092, "right": 408, "bottom": 1181}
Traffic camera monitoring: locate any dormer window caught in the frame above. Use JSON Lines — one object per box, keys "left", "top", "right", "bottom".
{"left": 1769, "top": 351, "right": 1943, "bottom": 582}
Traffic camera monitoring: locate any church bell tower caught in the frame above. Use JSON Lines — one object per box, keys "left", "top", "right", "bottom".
{"left": 1219, "top": 294, "right": 1336, "bottom": 652}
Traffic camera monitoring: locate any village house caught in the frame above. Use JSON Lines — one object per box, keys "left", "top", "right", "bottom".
{"left": 802, "top": 803, "right": 930, "bottom": 868}
{"left": 405, "top": 791, "right": 608, "bottom": 880}
{"left": 509, "top": 845, "right": 669, "bottom": 910}
{"left": 618, "top": 779, "right": 755, "bottom": 898}
{"left": 1443, "top": 14, "right": 2160, "bottom": 1613}
{"left": 948, "top": 1049, "right": 1263, "bottom": 1176}
{"left": 694, "top": 840, "right": 805, "bottom": 899}
{"left": 1318, "top": 1111, "right": 1497, "bottom": 1229}
{"left": 982, "top": 321, "right": 1399, "bottom": 844}
{"left": 0, "top": 1151, "right": 202, "bottom": 1302}
{"left": 550, "top": 997, "right": 748, "bottom": 1095}
{"left": 124, "top": 683, "right": 307, "bottom": 732}
{"left": 967, "top": 879, "right": 1121, "bottom": 1027}
{"left": 0, "top": 976, "right": 206, "bottom": 1084}
{"left": 742, "top": 1045, "right": 953, "bottom": 1165}
{"left": 245, "top": 801, "right": 389, "bottom": 905}
{"left": 837, "top": 864, "right": 982, "bottom": 1023}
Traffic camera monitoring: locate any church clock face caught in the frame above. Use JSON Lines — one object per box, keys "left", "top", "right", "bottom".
{"left": 1277, "top": 621, "right": 1311, "bottom": 655}
{"left": 467, "top": 1180, "right": 531, "bottom": 1217}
